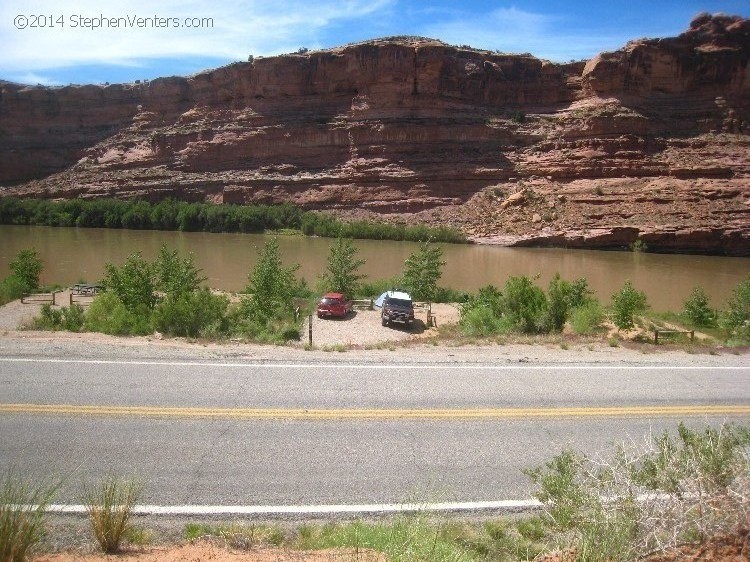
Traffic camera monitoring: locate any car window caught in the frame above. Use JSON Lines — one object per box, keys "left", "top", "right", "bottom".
{"left": 321, "top": 297, "right": 340, "bottom": 304}
{"left": 387, "top": 298, "right": 412, "bottom": 307}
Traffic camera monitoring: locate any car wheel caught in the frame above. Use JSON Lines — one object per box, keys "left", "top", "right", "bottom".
{"left": 317, "top": 313, "right": 323, "bottom": 319}
{"left": 381, "top": 316, "right": 388, "bottom": 326}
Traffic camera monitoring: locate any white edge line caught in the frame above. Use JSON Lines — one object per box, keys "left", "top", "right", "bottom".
{"left": 0, "top": 358, "right": 747, "bottom": 370}
{"left": 47, "top": 500, "right": 544, "bottom": 516}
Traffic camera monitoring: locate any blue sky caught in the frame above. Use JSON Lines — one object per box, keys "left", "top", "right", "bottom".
{"left": 2, "top": 1, "right": 748, "bottom": 86}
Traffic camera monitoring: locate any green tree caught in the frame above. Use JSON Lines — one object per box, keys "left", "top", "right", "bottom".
{"left": 402, "top": 241, "right": 446, "bottom": 302}
{"left": 720, "top": 275, "right": 750, "bottom": 341}
{"left": 243, "top": 238, "right": 299, "bottom": 323}
{"left": 154, "top": 244, "right": 206, "bottom": 298}
{"left": 682, "top": 286, "right": 715, "bottom": 327}
{"left": 611, "top": 280, "right": 648, "bottom": 331}
{"left": 102, "top": 252, "right": 157, "bottom": 312}
{"left": 322, "top": 237, "right": 366, "bottom": 296}
{"left": 9, "top": 248, "right": 43, "bottom": 294}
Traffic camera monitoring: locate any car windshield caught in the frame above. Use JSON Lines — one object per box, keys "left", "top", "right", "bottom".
{"left": 321, "top": 298, "right": 340, "bottom": 304}
{"left": 387, "top": 298, "right": 412, "bottom": 307}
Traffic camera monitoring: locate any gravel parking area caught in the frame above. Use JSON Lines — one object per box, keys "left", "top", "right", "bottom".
{"left": 303, "top": 303, "right": 460, "bottom": 348}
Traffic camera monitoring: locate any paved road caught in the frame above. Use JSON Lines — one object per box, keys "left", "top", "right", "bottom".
{"left": 1, "top": 356, "right": 748, "bottom": 507}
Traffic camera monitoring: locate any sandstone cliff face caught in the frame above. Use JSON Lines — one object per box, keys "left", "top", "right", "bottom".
{"left": 1, "top": 15, "right": 748, "bottom": 254}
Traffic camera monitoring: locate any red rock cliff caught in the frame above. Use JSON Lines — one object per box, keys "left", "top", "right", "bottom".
{"left": 1, "top": 15, "right": 748, "bottom": 254}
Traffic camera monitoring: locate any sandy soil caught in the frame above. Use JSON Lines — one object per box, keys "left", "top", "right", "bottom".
{"left": 32, "top": 541, "right": 385, "bottom": 562}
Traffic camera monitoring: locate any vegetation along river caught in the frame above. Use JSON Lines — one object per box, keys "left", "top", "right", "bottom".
{"left": 1, "top": 225, "right": 747, "bottom": 312}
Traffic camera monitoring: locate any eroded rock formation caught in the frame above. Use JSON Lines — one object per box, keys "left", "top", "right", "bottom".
{"left": 1, "top": 14, "right": 748, "bottom": 254}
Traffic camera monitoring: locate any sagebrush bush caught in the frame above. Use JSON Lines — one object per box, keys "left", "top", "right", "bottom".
{"left": 526, "top": 422, "right": 750, "bottom": 562}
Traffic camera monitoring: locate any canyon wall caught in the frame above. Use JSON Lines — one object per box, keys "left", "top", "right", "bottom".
{"left": 1, "top": 14, "right": 748, "bottom": 254}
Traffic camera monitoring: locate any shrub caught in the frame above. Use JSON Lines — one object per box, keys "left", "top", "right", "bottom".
{"left": 526, "top": 422, "right": 750, "bottom": 562}
{"left": 610, "top": 280, "right": 647, "bottom": 331}
{"left": 85, "top": 293, "right": 151, "bottom": 335}
{"left": 102, "top": 252, "right": 156, "bottom": 312}
{"left": 720, "top": 274, "right": 750, "bottom": 342}
{"left": 0, "top": 470, "right": 59, "bottom": 562}
{"left": 460, "top": 306, "right": 509, "bottom": 337}
{"left": 459, "top": 285, "right": 506, "bottom": 336}
{"left": 152, "top": 288, "right": 228, "bottom": 337}
{"left": 34, "top": 304, "right": 85, "bottom": 332}
{"left": 8, "top": 249, "right": 43, "bottom": 294}
{"left": 402, "top": 241, "right": 446, "bottom": 302}
{"left": 153, "top": 244, "right": 206, "bottom": 298}
{"left": 0, "top": 275, "right": 26, "bottom": 305}
{"left": 682, "top": 285, "right": 715, "bottom": 327}
{"left": 82, "top": 474, "right": 144, "bottom": 553}
{"left": 569, "top": 300, "right": 606, "bottom": 335}
{"left": 503, "top": 276, "right": 548, "bottom": 334}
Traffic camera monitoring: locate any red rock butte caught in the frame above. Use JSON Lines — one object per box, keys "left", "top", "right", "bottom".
{"left": 1, "top": 13, "right": 748, "bottom": 254}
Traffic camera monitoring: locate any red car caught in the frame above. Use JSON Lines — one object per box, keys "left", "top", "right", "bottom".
{"left": 317, "top": 292, "right": 353, "bottom": 319}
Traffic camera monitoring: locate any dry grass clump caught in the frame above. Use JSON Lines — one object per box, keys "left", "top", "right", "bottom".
{"left": 82, "top": 474, "right": 143, "bottom": 553}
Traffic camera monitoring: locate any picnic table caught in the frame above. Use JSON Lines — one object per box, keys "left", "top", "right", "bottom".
{"left": 71, "top": 284, "right": 102, "bottom": 296}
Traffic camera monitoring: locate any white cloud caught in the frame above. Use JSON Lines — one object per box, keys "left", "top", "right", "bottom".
{"left": 420, "top": 6, "right": 627, "bottom": 61}
{"left": 4, "top": 71, "right": 61, "bottom": 86}
{"left": 0, "top": 0, "right": 393, "bottom": 73}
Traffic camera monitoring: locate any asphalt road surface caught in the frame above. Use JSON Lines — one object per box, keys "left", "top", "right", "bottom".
{"left": 1, "top": 356, "right": 749, "bottom": 508}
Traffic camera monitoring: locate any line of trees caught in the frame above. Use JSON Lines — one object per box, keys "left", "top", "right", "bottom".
{"left": 10, "top": 240, "right": 750, "bottom": 345}
{"left": 0, "top": 197, "right": 466, "bottom": 243}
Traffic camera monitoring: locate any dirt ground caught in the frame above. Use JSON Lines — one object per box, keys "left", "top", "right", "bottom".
{"left": 31, "top": 541, "right": 385, "bottom": 562}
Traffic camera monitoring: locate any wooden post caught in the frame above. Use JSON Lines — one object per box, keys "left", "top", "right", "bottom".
{"left": 308, "top": 315, "right": 313, "bottom": 346}
{"left": 654, "top": 330, "right": 659, "bottom": 345}
{"left": 70, "top": 291, "right": 73, "bottom": 306}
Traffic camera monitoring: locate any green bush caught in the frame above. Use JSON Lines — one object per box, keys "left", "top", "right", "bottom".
{"left": 85, "top": 293, "right": 152, "bottom": 335}
{"left": 569, "top": 300, "right": 606, "bottom": 335}
{"left": 720, "top": 274, "right": 750, "bottom": 342}
{"left": 0, "top": 275, "right": 26, "bottom": 305}
{"left": 610, "top": 280, "right": 647, "bottom": 331}
{"left": 682, "top": 286, "right": 715, "bottom": 327}
{"left": 8, "top": 249, "right": 43, "bottom": 294}
{"left": 102, "top": 253, "right": 156, "bottom": 312}
{"left": 152, "top": 289, "right": 228, "bottom": 338}
{"left": 503, "top": 276, "right": 548, "bottom": 334}
{"left": 34, "top": 304, "right": 85, "bottom": 332}
{"left": 459, "top": 305, "right": 510, "bottom": 337}
{"left": 153, "top": 244, "right": 206, "bottom": 298}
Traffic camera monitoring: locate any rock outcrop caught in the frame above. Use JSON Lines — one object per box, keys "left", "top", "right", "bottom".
{"left": 1, "top": 15, "right": 748, "bottom": 254}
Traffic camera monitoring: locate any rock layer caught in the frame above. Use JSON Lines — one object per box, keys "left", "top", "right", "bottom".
{"left": 1, "top": 15, "right": 749, "bottom": 254}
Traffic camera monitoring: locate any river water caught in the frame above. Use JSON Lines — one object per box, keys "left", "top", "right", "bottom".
{"left": 1, "top": 225, "right": 747, "bottom": 311}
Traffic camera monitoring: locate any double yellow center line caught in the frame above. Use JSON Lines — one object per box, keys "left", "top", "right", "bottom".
{"left": 1, "top": 404, "right": 748, "bottom": 420}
